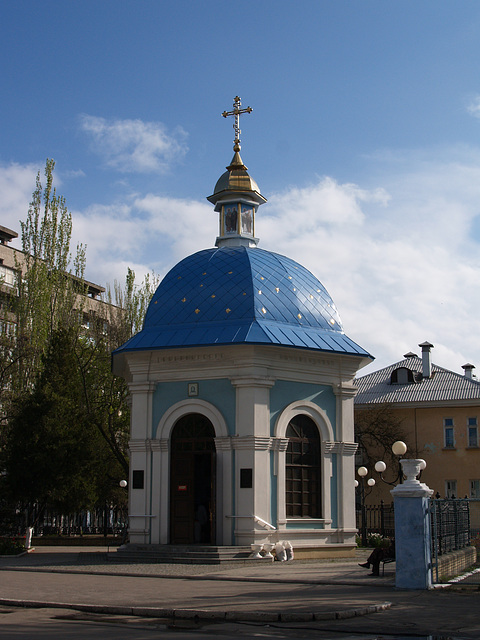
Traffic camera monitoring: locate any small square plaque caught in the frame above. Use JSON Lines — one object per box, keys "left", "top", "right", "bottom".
{"left": 188, "top": 382, "right": 198, "bottom": 396}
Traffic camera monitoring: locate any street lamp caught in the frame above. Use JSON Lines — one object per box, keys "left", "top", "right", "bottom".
{"left": 118, "top": 480, "right": 128, "bottom": 543}
{"left": 374, "top": 441, "right": 426, "bottom": 486}
{"left": 356, "top": 466, "right": 376, "bottom": 546}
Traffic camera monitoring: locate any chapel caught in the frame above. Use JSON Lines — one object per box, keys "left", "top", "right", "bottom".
{"left": 112, "top": 97, "right": 372, "bottom": 558}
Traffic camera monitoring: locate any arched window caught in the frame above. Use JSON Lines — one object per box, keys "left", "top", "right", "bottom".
{"left": 285, "top": 414, "right": 321, "bottom": 518}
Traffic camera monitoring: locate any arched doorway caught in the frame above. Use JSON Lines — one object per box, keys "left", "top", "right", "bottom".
{"left": 170, "top": 414, "right": 216, "bottom": 544}
{"left": 285, "top": 414, "right": 321, "bottom": 518}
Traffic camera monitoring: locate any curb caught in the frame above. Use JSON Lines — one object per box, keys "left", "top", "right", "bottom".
{"left": 0, "top": 565, "right": 395, "bottom": 587}
{"left": 0, "top": 598, "right": 392, "bottom": 623}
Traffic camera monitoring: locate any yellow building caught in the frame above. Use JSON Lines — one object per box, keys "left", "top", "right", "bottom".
{"left": 354, "top": 342, "right": 480, "bottom": 502}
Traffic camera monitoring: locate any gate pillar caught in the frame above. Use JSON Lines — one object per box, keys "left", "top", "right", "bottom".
{"left": 391, "top": 459, "right": 434, "bottom": 589}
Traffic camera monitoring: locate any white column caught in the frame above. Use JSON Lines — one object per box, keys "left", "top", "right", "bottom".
{"left": 214, "top": 436, "right": 234, "bottom": 545}
{"left": 271, "top": 437, "right": 289, "bottom": 525}
{"left": 158, "top": 438, "right": 169, "bottom": 544}
{"left": 126, "top": 382, "right": 156, "bottom": 545}
{"left": 333, "top": 384, "right": 358, "bottom": 536}
{"left": 128, "top": 439, "right": 151, "bottom": 544}
{"left": 230, "top": 377, "right": 275, "bottom": 544}
{"left": 149, "top": 439, "right": 162, "bottom": 544}
{"left": 232, "top": 436, "right": 273, "bottom": 544}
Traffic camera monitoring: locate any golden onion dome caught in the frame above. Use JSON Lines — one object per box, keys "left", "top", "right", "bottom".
{"left": 208, "top": 150, "right": 267, "bottom": 208}
{"left": 213, "top": 151, "right": 261, "bottom": 196}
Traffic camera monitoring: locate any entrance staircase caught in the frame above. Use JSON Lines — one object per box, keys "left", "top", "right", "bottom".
{"left": 113, "top": 544, "right": 268, "bottom": 564}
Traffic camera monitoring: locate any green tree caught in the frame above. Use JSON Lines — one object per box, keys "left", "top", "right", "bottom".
{"left": 13, "top": 158, "right": 86, "bottom": 393}
{"left": 0, "top": 160, "right": 158, "bottom": 531}
{"left": 2, "top": 328, "right": 105, "bottom": 525}
{"left": 108, "top": 267, "right": 159, "bottom": 346}
{"left": 75, "top": 268, "right": 158, "bottom": 477}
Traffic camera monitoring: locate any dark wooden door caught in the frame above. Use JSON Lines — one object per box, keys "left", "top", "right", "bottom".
{"left": 170, "top": 452, "right": 195, "bottom": 543}
{"left": 170, "top": 414, "right": 216, "bottom": 544}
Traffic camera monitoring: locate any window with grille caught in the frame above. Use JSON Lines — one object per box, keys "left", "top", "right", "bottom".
{"left": 285, "top": 414, "right": 321, "bottom": 518}
{"left": 468, "top": 418, "right": 478, "bottom": 447}
{"left": 443, "top": 418, "right": 455, "bottom": 448}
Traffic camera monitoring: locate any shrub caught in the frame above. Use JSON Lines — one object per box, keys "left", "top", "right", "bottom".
{"left": 367, "top": 533, "right": 391, "bottom": 548}
{"left": 0, "top": 537, "right": 25, "bottom": 555}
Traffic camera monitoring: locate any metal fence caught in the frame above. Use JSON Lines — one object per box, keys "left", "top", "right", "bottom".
{"left": 355, "top": 501, "right": 395, "bottom": 541}
{"left": 430, "top": 498, "right": 471, "bottom": 556}
{"left": 429, "top": 498, "right": 479, "bottom": 583}
{"left": 0, "top": 505, "right": 127, "bottom": 539}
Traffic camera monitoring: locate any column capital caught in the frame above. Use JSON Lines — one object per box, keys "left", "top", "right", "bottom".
{"left": 127, "top": 381, "right": 156, "bottom": 394}
{"left": 324, "top": 441, "right": 358, "bottom": 455}
{"left": 332, "top": 383, "right": 358, "bottom": 399}
{"left": 270, "top": 437, "right": 289, "bottom": 452}
{"left": 232, "top": 436, "right": 272, "bottom": 450}
{"left": 147, "top": 438, "right": 163, "bottom": 452}
{"left": 230, "top": 376, "right": 275, "bottom": 389}
{"left": 129, "top": 438, "right": 149, "bottom": 452}
{"left": 214, "top": 436, "right": 234, "bottom": 451}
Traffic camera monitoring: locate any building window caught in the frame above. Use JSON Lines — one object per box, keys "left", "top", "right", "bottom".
{"left": 443, "top": 418, "right": 455, "bottom": 448}
{"left": 470, "top": 480, "right": 480, "bottom": 498}
{"left": 468, "top": 418, "right": 478, "bottom": 448}
{"left": 285, "top": 414, "right": 321, "bottom": 518}
{"left": 445, "top": 480, "right": 457, "bottom": 498}
{"left": 0, "top": 264, "right": 16, "bottom": 288}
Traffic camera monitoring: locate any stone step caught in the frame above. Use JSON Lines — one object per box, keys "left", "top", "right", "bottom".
{"left": 113, "top": 544, "right": 273, "bottom": 565}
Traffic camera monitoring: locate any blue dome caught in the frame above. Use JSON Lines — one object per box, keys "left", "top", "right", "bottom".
{"left": 115, "top": 246, "right": 369, "bottom": 357}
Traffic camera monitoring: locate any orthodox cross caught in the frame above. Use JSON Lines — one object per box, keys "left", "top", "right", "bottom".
{"left": 222, "top": 96, "right": 252, "bottom": 150}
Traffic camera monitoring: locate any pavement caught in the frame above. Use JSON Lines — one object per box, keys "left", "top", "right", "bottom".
{"left": 0, "top": 546, "right": 479, "bottom": 637}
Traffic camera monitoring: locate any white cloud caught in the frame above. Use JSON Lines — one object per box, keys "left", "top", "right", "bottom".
{"left": 72, "top": 149, "right": 480, "bottom": 376}
{"left": 70, "top": 194, "right": 211, "bottom": 289}
{"left": 79, "top": 115, "right": 188, "bottom": 173}
{"left": 258, "top": 153, "right": 480, "bottom": 376}
{"left": 0, "top": 163, "right": 40, "bottom": 244}
{"left": 3, "top": 147, "right": 480, "bottom": 378}
{"left": 467, "top": 95, "right": 480, "bottom": 119}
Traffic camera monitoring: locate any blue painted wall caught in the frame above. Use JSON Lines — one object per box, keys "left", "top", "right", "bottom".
{"left": 270, "top": 380, "right": 338, "bottom": 529}
{"left": 269, "top": 380, "right": 336, "bottom": 438}
{"left": 152, "top": 378, "right": 236, "bottom": 437}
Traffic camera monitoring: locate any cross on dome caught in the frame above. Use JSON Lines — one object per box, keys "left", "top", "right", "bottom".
{"left": 209, "top": 96, "right": 266, "bottom": 249}
{"left": 222, "top": 96, "right": 253, "bottom": 152}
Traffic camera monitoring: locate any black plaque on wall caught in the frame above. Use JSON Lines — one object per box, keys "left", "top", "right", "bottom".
{"left": 132, "top": 470, "right": 144, "bottom": 489}
{"left": 240, "top": 468, "right": 253, "bottom": 488}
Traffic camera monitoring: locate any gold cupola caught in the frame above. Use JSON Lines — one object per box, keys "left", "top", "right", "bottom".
{"left": 207, "top": 96, "right": 267, "bottom": 248}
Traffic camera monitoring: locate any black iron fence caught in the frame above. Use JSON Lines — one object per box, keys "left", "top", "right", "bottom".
{"left": 357, "top": 498, "right": 477, "bottom": 553}
{"left": 355, "top": 501, "right": 395, "bottom": 542}
{"left": 0, "top": 505, "right": 127, "bottom": 540}
{"left": 430, "top": 498, "right": 471, "bottom": 557}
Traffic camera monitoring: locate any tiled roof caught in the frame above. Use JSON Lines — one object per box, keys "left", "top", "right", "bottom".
{"left": 114, "top": 246, "right": 371, "bottom": 357}
{"left": 355, "top": 357, "right": 480, "bottom": 405}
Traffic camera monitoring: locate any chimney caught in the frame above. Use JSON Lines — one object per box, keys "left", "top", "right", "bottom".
{"left": 462, "top": 363, "right": 476, "bottom": 379}
{"left": 419, "top": 341, "right": 434, "bottom": 379}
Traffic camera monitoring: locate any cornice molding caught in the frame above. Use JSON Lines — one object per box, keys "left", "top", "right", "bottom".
{"left": 324, "top": 441, "right": 358, "bottom": 455}
{"left": 232, "top": 436, "right": 272, "bottom": 450}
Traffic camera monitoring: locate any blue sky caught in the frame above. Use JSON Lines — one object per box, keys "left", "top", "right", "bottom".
{"left": 2, "top": 1, "right": 480, "bottom": 375}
